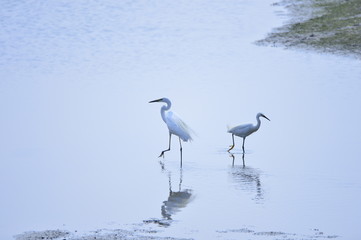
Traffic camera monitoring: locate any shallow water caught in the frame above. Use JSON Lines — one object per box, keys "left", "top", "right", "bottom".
{"left": 1, "top": 0, "right": 361, "bottom": 239}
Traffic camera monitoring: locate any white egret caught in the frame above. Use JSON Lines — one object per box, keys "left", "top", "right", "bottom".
{"left": 149, "top": 98, "right": 194, "bottom": 162}
{"left": 227, "top": 113, "right": 270, "bottom": 153}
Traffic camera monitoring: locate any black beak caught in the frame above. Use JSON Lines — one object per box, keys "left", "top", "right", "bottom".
{"left": 149, "top": 98, "right": 163, "bottom": 103}
{"left": 262, "top": 115, "right": 270, "bottom": 121}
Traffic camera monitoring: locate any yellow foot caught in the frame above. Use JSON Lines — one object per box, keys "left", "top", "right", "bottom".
{"left": 227, "top": 145, "right": 234, "bottom": 152}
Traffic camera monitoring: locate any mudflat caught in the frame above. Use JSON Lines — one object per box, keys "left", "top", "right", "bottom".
{"left": 257, "top": 0, "right": 361, "bottom": 58}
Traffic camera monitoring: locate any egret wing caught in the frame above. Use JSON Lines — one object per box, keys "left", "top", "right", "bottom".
{"left": 228, "top": 123, "right": 253, "bottom": 136}
{"left": 165, "top": 111, "right": 194, "bottom": 142}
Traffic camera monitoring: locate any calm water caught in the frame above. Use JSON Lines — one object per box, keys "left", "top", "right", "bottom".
{"left": 1, "top": 0, "right": 360, "bottom": 239}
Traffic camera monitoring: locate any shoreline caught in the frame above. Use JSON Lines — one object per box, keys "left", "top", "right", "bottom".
{"left": 257, "top": 0, "right": 361, "bottom": 59}
{"left": 14, "top": 227, "right": 339, "bottom": 240}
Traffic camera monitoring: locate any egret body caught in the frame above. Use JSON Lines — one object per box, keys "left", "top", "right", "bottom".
{"left": 149, "top": 98, "right": 193, "bottom": 163}
{"left": 228, "top": 113, "right": 270, "bottom": 153}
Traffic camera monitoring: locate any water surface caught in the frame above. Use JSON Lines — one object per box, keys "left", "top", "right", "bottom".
{"left": 0, "top": 0, "right": 360, "bottom": 239}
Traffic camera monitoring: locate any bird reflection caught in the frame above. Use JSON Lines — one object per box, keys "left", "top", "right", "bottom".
{"left": 230, "top": 152, "right": 246, "bottom": 166}
{"left": 229, "top": 153, "right": 264, "bottom": 202}
{"left": 161, "top": 167, "right": 194, "bottom": 221}
{"left": 144, "top": 163, "right": 194, "bottom": 227}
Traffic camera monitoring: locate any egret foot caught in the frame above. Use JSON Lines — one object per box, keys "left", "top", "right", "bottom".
{"left": 228, "top": 145, "right": 235, "bottom": 152}
{"left": 158, "top": 148, "right": 170, "bottom": 158}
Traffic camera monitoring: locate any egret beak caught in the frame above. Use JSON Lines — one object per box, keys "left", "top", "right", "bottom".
{"left": 262, "top": 114, "right": 270, "bottom": 121}
{"left": 149, "top": 98, "right": 163, "bottom": 103}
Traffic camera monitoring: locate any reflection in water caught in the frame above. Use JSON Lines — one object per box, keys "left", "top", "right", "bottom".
{"left": 161, "top": 170, "right": 193, "bottom": 220}
{"left": 229, "top": 154, "right": 264, "bottom": 203}
{"left": 145, "top": 162, "right": 194, "bottom": 227}
{"left": 230, "top": 153, "right": 245, "bottom": 167}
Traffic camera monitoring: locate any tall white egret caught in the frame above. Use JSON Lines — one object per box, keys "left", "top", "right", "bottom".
{"left": 227, "top": 113, "right": 270, "bottom": 153}
{"left": 149, "top": 98, "right": 194, "bottom": 163}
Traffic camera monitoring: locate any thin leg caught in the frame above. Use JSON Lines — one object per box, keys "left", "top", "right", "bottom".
{"left": 228, "top": 134, "right": 235, "bottom": 152}
{"left": 179, "top": 137, "right": 183, "bottom": 167}
{"left": 242, "top": 152, "right": 245, "bottom": 167}
{"left": 159, "top": 132, "right": 172, "bottom": 158}
{"left": 230, "top": 153, "right": 235, "bottom": 167}
{"left": 242, "top": 137, "right": 245, "bottom": 153}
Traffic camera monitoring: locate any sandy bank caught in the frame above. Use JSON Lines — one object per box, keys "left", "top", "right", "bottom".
{"left": 257, "top": 0, "right": 361, "bottom": 58}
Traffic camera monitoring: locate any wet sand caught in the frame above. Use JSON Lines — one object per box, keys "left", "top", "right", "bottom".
{"left": 15, "top": 229, "right": 190, "bottom": 240}
{"left": 15, "top": 227, "right": 339, "bottom": 240}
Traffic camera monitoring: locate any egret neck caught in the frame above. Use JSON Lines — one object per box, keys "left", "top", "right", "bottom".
{"left": 161, "top": 98, "right": 172, "bottom": 123}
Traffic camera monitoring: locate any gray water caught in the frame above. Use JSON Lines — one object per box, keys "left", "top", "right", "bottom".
{"left": 1, "top": 0, "right": 361, "bottom": 239}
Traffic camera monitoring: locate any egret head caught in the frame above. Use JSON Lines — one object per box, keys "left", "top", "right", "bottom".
{"left": 258, "top": 113, "right": 270, "bottom": 121}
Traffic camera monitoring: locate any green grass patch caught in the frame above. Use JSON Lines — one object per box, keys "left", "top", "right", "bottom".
{"left": 258, "top": 0, "right": 361, "bottom": 58}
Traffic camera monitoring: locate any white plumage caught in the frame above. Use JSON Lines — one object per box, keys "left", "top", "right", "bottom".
{"left": 164, "top": 111, "right": 193, "bottom": 142}
{"left": 149, "top": 97, "right": 194, "bottom": 161}
{"left": 228, "top": 113, "right": 270, "bottom": 153}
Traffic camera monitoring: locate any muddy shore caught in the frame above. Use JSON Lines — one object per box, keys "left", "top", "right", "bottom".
{"left": 14, "top": 227, "right": 338, "bottom": 240}
{"left": 257, "top": 0, "right": 361, "bottom": 58}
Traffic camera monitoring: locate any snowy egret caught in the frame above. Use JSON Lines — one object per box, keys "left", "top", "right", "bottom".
{"left": 149, "top": 98, "right": 194, "bottom": 163}
{"left": 227, "top": 113, "right": 270, "bottom": 153}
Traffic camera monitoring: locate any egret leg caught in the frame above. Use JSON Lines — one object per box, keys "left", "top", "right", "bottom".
{"left": 159, "top": 132, "right": 172, "bottom": 158}
{"left": 242, "top": 137, "right": 246, "bottom": 153}
{"left": 228, "top": 134, "right": 235, "bottom": 152}
{"left": 179, "top": 137, "right": 183, "bottom": 167}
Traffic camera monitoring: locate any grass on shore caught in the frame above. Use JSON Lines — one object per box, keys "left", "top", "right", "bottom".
{"left": 258, "top": 0, "right": 361, "bottom": 58}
